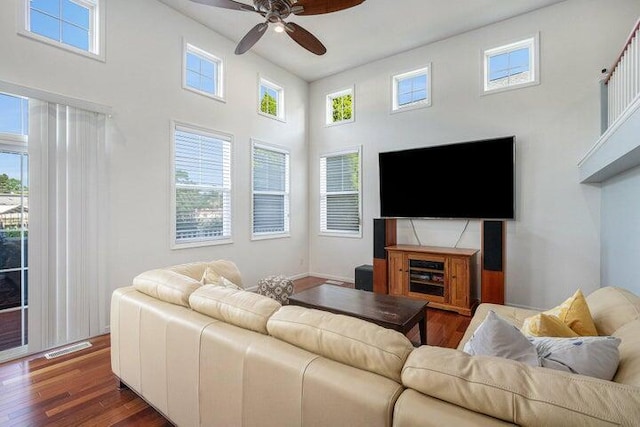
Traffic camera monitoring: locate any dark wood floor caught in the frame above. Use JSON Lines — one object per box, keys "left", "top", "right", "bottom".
{"left": 0, "top": 276, "right": 471, "bottom": 426}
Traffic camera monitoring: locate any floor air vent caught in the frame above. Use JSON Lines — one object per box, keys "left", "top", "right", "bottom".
{"left": 44, "top": 341, "right": 92, "bottom": 360}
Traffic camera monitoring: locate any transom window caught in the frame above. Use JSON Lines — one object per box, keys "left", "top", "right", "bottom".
{"left": 251, "top": 141, "right": 290, "bottom": 239}
{"left": 392, "top": 65, "right": 431, "bottom": 112}
{"left": 20, "top": 0, "right": 104, "bottom": 59}
{"left": 483, "top": 35, "right": 539, "bottom": 93}
{"left": 172, "top": 123, "right": 232, "bottom": 248}
{"left": 320, "top": 147, "right": 361, "bottom": 236}
{"left": 258, "top": 77, "right": 284, "bottom": 121}
{"left": 0, "top": 94, "right": 29, "bottom": 140}
{"left": 184, "top": 43, "right": 224, "bottom": 101}
{"left": 326, "top": 87, "right": 354, "bottom": 125}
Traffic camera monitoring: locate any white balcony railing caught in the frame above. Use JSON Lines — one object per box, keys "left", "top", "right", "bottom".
{"left": 579, "top": 18, "right": 640, "bottom": 183}
{"left": 604, "top": 18, "right": 640, "bottom": 128}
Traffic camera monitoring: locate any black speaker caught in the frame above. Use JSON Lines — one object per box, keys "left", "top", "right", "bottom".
{"left": 374, "top": 218, "right": 387, "bottom": 259}
{"left": 483, "top": 220, "right": 503, "bottom": 271}
{"left": 355, "top": 264, "right": 373, "bottom": 292}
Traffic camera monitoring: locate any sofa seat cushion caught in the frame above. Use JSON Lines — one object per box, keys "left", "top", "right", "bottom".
{"left": 133, "top": 268, "right": 202, "bottom": 307}
{"left": 189, "top": 285, "right": 281, "bottom": 334}
{"left": 586, "top": 287, "right": 640, "bottom": 336}
{"left": 267, "top": 305, "right": 414, "bottom": 382}
{"left": 613, "top": 318, "right": 640, "bottom": 387}
{"left": 402, "top": 345, "right": 640, "bottom": 426}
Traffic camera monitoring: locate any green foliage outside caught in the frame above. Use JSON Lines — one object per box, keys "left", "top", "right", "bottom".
{"left": 175, "top": 170, "right": 223, "bottom": 238}
{"left": 0, "top": 174, "right": 26, "bottom": 194}
{"left": 260, "top": 93, "right": 278, "bottom": 116}
{"left": 332, "top": 94, "right": 352, "bottom": 123}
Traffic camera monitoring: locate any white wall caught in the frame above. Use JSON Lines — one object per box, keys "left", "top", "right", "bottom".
{"left": 601, "top": 165, "right": 640, "bottom": 295}
{"left": 308, "top": 0, "right": 640, "bottom": 309}
{"left": 0, "top": 0, "right": 309, "bottom": 332}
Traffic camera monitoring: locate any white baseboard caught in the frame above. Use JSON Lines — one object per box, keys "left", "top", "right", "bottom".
{"left": 307, "top": 272, "right": 353, "bottom": 284}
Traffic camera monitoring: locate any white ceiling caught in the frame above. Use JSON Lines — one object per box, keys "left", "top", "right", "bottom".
{"left": 158, "top": 0, "right": 566, "bottom": 82}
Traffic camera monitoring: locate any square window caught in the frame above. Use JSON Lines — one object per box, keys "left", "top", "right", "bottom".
{"left": 392, "top": 66, "right": 431, "bottom": 112}
{"left": 183, "top": 43, "right": 224, "bottom": 101}
{"left": 483, "top": 35, "right": 539, "bottom": 94}
{"left": 326, "top": 87, "right": 354, "bottom": 125}
{"left": 258, "top": 77, "right": 285, "bottom": 121}
{"left": 21, "top": 0, "right": 104, "bottom": 60}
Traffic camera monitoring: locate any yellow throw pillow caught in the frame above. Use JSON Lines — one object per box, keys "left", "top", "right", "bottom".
{"left": 544, "top": 289, "right": 598, "bottom": 336}
{"left": 521, "top": 313, "right": 579, "bottom": 337}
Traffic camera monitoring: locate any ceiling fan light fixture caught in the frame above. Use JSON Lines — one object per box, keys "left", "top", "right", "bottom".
{"left": 274, "top": 22, "right": 286, "bottom": 33}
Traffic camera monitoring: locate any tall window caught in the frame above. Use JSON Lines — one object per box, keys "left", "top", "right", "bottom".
{"left": 0, "top": 93, "right": 29, "bottom": 354}
{"left": 251, "top": 141, "right": 289, "bottom": 238}
{"left": 320, "top": 148, "right": 361, "bottom": 236}
{"left": 258, "top": 77, "right": 284, "bottom": 121}
{"left": 20, "top": 0, "right": 105, "bottom": 60}
{"left": 326, "top": 87, "right": 354, "bottom": 125}
{"left": 392, "top": 65, "right": 431, "bottom": 112}
{"left": 172, "top": 123, "right": 232, "bottom": 247}
{"left": 184, "top": 43, "right": 224, "bottom": 101}
{"left": 483, "top": 35, "right": 539, "bottom": 93}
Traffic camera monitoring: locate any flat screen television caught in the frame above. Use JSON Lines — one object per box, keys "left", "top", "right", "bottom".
{"left": 379, "top": 136, "right": 515, "bottom": 219}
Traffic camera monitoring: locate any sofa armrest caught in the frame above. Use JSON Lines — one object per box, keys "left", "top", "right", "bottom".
{"left": 402, "top": 346, "right": 640, "bottom": 427}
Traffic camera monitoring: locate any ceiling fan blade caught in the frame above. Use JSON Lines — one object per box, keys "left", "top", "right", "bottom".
{"left": 284, "top": 22, "right": 326, "bottom": 55}
{"left": 189, "top": 0, "right": 256, "bottom": 12}
{"left": 292, "top": 0, "right": 365, "bottom": 16}
{"left": 235, "top": 23, "right": 269, "bottom": 55}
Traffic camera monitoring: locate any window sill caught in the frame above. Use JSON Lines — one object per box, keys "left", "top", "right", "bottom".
{"left": 325, "top": 118, "right": 355, "bottom": 127}
{"left": 171, "top": 238, "right": 233, "bottom": 250}
{"left": 481, "top": 80, "right": 540, "bottom": 96}
{"left": 182, "top": 85, "right": 226, "bottom": 103}
{"left": 257, "top": 110, "right": 286, "bottom": 123}
{"left": 319, "top": 231, "right": 362, "bottom": 239}
{"left": 251, "top": 232, "right": 290, "bottom": 241}
{"left": 391, "top": 100, "right": 432, "bottom": 114}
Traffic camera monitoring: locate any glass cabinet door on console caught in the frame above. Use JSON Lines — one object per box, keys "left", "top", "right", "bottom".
{"left": 407, "top": 255, "right": 447, "bottom": 304}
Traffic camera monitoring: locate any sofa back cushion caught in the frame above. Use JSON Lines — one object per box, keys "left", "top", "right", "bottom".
{"left": 586, "top": 287, "right": 640, "bottom": 336}
{"left": 189, "top": 285, "right": 280, "bottom": 334}
{"left": 267, "top": 305, "right": 414, "bottom": 382}
{"left": 133, "top": 269, "right": 202, "bottom": 307}
{"left": 612, "top": 318, "right": 640, "bottom": 387}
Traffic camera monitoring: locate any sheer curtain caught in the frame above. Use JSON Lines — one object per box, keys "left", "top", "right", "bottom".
{"left": 28, "top": 100, "right": 108, "bottom": 353}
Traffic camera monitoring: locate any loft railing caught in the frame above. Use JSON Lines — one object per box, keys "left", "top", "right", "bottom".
{"left": 603, "top": 18, "right": 640, "bottom": 131}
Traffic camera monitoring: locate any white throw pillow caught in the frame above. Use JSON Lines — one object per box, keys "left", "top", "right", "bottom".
{"left": 529, "top": 336, "right": 621, "bottom": 381}
{"left": 463, "top": 310, "right": 539, "bottom": 366}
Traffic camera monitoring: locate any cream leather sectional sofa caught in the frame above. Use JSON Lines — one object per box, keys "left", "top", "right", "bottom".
{"left": 110, "top": 260, "right": 640, "bottom": 426}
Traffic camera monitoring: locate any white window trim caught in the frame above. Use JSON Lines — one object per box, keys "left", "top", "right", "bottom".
{"left": 319, "top": 146, "right": 362, "bottom": 238}
{"left": 17, "top": 0, "right": 106, "bottom": 62}
{"left": 170, "top": 120, "right": 233, "bottom": 249}
{"left": 182, "top": 41, "right": 225, "bottom": 102}
{"left": 250, "top": 139, "right": 290, "bottom": 240}
{"left": 481, "top": 33, "right": 540, "bottom": 95}
{"left": 391, "top": 64, "right": 432, "bottom": 113}
{"left": 257, "top": 75, "right": 286, "bottom": 122}
{"left": 325, "top": 86, "right": 355, "bottom": 126}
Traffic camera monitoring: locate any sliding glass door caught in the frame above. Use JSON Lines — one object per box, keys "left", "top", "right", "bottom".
{"left": 0, "top": 93, "right": 29, "bottom": 357}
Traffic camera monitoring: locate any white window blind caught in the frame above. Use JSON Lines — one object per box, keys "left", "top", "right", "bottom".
{"left": 173, "top": 124, "right": 232, "bottom": 247}
{"left": 252, "top": 142, "right": 289, "bottom": 237}
{"left": 320, "top": 148, "right": 361, "bottom": 235}
{"left": 28, "top": 100, "right": 108, "bottom": 353}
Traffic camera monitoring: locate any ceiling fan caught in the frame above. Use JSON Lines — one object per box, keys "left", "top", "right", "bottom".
{"left": 189, "top": 0, "right": 366, "bottom": 55}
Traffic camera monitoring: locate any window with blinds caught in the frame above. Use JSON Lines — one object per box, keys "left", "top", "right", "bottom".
{"left": 172, "top": 124, "right": 232, "bottom": 247}
{"left": 252, "top": 141, "right": 289, "bottom": 238}
{"left": 320, "top": 148, "right": 361, "bottom": 236}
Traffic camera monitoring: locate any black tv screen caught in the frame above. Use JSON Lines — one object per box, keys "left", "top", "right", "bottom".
{"left": 379, "top": 136, "right": 515, "bottom": 219}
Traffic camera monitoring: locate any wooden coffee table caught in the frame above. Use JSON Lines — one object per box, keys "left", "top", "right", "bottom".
{"left": 288, "top": 284, "right": 428, "bottom": 345}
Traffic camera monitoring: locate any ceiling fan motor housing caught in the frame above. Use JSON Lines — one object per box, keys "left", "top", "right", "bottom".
{"left": 254, "top": 0, "right": 293, "bottom": 21}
